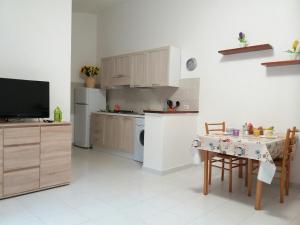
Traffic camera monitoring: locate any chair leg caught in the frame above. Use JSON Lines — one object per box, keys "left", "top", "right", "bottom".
{"left": 285, "top": 160, "right": 290, "bottom": 196}
{"left": 280, "top": 165, "right": 286, "bottom": 203}
{"left": 208, "top": 154, "right": 212, "bottom": 185}
{"left": 238, "top": 159, "right": 243, "bottom": 178}
{"left": 245, "top": 159, "right": 248, "bottom": 187}
{"left": 221, "top": 159, "right": 225, "bottom": 181}
{"left": 247, "top": 159, "right": 253, "bottom": 196}
{"left": 229, "top": 157, "right": 232, "bottom": 193}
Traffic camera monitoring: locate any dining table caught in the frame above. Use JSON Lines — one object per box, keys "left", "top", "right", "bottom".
{"left": 192, "top": 133, "right": 285, "bottom": 210}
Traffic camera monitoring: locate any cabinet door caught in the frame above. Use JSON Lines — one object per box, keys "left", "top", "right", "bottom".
{"left": 0, "top": 129, "right": 3, "bottom": 197}
{"left": 91, "top": 114, "right": 105, "bottom": 147}
{"left": 103, "top": 116, "right": 114, "bottom": 148}
{"left": 147, "top": 48, "right": 169, "bottom": 86}
{"left": 131, "top": 52, "right": 148, "bottom": 87}
{"left": 40, "top": 125, "right": 72, "bottom": 188}
{"left": 120, "top": 117, "right": 135, "bottom": 153}
{"left": 112, "top": 55, "right": 131, "bottom": 86}
{"left": 101, "top": 57, "right": 115, "bottom": 89}
{"left": 103, "top": 116, "right": 123, "bottom": 149}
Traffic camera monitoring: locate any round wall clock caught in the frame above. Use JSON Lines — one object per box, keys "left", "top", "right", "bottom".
{"left": 186, "top": 58, "right": 197, "bottom": 71}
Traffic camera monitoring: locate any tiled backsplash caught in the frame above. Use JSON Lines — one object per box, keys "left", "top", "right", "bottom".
{"left": 107, "top": 78, "right": 200, "bottom": 113}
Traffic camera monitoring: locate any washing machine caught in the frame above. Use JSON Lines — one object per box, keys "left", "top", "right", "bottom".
{"left": 133, "top": 118, "right": 144, "bottom": 162}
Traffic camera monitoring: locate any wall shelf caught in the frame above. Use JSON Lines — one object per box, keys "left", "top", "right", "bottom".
{"left": 261, "top": 60, "right": 300, "bottom": 67}
{"left": 218, "top": 44, "right": 273, "bottom": 55}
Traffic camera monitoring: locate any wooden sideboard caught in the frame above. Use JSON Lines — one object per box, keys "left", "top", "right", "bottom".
{"left": 0, "top": 122, "right": 71, "bottom": 199}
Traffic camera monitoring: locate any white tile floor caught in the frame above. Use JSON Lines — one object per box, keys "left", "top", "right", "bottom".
{"left": 1, "top": 147, "right": 300, "bottom": 225}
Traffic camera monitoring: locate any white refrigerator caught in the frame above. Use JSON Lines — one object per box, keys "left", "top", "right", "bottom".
{"left": 74, "top": 87, "right": 106, "bottom": 148}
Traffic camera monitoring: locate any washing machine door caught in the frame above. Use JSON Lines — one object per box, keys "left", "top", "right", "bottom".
{"left": 134, "top": 127, "right": 144, "bottom": 162}
{"left": 139, "top": 129, "right": 144, "bottom": 147}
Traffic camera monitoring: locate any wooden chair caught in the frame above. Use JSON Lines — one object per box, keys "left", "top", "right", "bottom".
{"left": 247, "top": 127, "right": 299, "bottom": 203}
{"left": 205, "top": 122, "right": 246, "bottom": 192}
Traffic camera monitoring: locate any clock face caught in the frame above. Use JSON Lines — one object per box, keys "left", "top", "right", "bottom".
{"left": 186, "top": 58, "right": 197, "bottom": 71}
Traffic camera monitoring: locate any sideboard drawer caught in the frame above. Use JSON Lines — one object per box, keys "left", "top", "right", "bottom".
{"left": 4, "top": 167, "right": 39, "bottom": 196}
{"left": 4, "top": 127, "right": 40, "bottom": 146}
{"left": 0, "top": 129, "right": 3, "bottom": 197}
{"left": 4, "top": 144, "right": 40, "bottom": 172}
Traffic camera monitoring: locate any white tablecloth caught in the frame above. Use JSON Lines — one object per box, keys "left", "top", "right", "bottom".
{"left": 192, "top": 134, "right": 285, "bottom": 184}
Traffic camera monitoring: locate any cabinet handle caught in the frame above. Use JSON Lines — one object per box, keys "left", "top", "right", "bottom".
{"left": 152, "top": 84, "right": 160, "bottom": 86}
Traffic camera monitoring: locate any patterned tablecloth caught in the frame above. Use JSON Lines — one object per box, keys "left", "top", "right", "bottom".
{"left": 192, "top": 134, "right": 285, "bottom": 184}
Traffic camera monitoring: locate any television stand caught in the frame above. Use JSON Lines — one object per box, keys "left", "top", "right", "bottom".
{"left": 0, "top": 121, "right": 71, "bottom": 199}
{"left": 0, "top": 118, "right": 8, "bottom": 123}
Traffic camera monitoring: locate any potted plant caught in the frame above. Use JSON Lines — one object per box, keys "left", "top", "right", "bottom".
{"left": 286, "top": 40, "right": 300, "bottom": 60}
{"left": 80, "top": 65, "right": 100, "bottom": 88}
{"left": 238, "top": 32, "right": 248, "bottom": 47}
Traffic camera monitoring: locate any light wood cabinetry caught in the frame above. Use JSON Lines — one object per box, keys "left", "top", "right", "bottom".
{"left": 4, "top": 168, "right": 39, "bottom": 196}
{"left": 103, "top": 116, "right": 122, "bottom": 149}
{"left": 112, "top": 55, "right": 131, "bottom": 86}
{"left": 4, "top": 127, "right": 40, "bottom": 146}
{"left": 120, "top": 117, "right": 135, "bottom": 153}
{"left": 101, "top": 57, "right": 114, "bottom": 89}
{"left": 101, "top": 46, "right": 181, "bottom": 88}
{"left": 147, "top": 48, "right": 169, "bottom": 86}
{"left": 0, "top": 130, "right": 3, "bottom": 198}
{"left": 0, "top": 122, "right": 71, "bottom": 199}
{"left": 92, "top": 114, "right": 135, "bottom": 153}
{"left": 4, "top": 144, "right": 40, "bottom": 171}
{"left": 40, "top": 125, "right": 72, "bottom": 188}
{"left": 131, "top": 52, "right": 148, "bottom": 87}
{"left": 91, "top": 114, "right": 105, "bottom": 146}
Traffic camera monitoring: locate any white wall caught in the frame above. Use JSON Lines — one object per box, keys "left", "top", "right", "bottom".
{"left": 98, "top": 0, "right": 300, "bottom": 184}
{"left": 0, "top": 0, "right": 72, "bottom": 121}
{"left": 71, "top": 13, "right": 99, "bottom": 83}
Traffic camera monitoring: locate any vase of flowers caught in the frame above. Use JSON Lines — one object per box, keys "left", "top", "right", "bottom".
{"left": 80, "top": 65, "right": 100, "bottom": 88}
{"left": 286, "top": 40, "right": 300, "bottom": 60}
{"left": 238, "top": 32, "right": 248, "bottom": 47}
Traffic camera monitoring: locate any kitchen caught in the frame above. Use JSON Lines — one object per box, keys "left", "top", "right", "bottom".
{"left": 73, "top": 46, "right": 200, "bottom": 174}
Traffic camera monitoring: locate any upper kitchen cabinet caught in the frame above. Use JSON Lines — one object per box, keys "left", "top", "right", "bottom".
{"left": 101, "top": 46, "right": 181, "bottom": 89}
{"left": 131, "top": 52, "right": 148, "bottom": 87}
{"left": 146, "top": 46, "right": 180, "bottom": 87}
{"left": 101, "top": 57, "right": 114, "bottom": 89}
{"left": 112, "top": 55, "right": 131, "bottom": 86}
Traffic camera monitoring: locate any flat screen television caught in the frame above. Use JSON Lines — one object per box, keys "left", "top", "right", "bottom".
{"left": 0, "top": 78, "right": 49, "bottom": 118}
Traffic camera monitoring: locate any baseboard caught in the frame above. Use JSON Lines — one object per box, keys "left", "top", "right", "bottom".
{"left": 142, "top": 163, "right": 194, "bottom": 175}
{"left": 91, "top": 147, "right": 134, "bottom": 160}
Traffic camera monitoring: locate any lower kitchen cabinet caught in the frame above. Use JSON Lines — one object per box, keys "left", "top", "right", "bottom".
{"left": 121, "top": 117, "right": 135, "bottom": 153}
{"left": 92, "top": 114, "right": 135, "bottom": 153}
{"left": 91, "top": 114, "right": 105, "bottom": 146}
{"left": 103, "top": 116, "right": 122, "bottom": 149}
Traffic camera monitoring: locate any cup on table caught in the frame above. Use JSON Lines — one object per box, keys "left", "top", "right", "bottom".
{"left": 253, "top": 128, "right": 260, "bottom": 136}
{"left": 265, "top": 129, "right": 274, "bottom": 137}
{"left": 233, "top": 129, "right": 240, "bottom": 136}
{"left": 226, "top": 128, "right": 234, "bottom": 135}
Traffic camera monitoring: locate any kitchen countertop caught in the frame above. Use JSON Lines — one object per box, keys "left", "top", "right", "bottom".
{"left": 93, "top": 111, "right": 145, "bottom": 118}
{"left": 144, "top": 110, "right": 199, "bottom": 114}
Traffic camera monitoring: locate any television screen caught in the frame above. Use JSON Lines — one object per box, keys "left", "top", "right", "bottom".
{"left": 0, "top": 78, "right": 49, "bottom": 118}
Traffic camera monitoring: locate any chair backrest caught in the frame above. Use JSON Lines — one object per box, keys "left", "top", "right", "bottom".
{"left": 205, "top": 122, "right": 225, "bottom": 135}
{"left": 283, "top": 127, "right": 299, "bottom": 161}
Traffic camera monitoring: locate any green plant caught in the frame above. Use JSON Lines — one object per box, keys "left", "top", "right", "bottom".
{"left": 286, "top": 40, "right": 300, "bottom": 54}
{"left": 238, "top": 32, "right": 247, "bottom": 44}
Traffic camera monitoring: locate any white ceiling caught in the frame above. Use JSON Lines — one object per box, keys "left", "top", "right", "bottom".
{"left": 72, "top": 0, "right": 126, "bottom": 13}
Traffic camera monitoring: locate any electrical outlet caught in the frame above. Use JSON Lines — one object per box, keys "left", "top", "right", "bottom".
{"left": 183, "top": 104, "right": 190, "bottom": 110}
